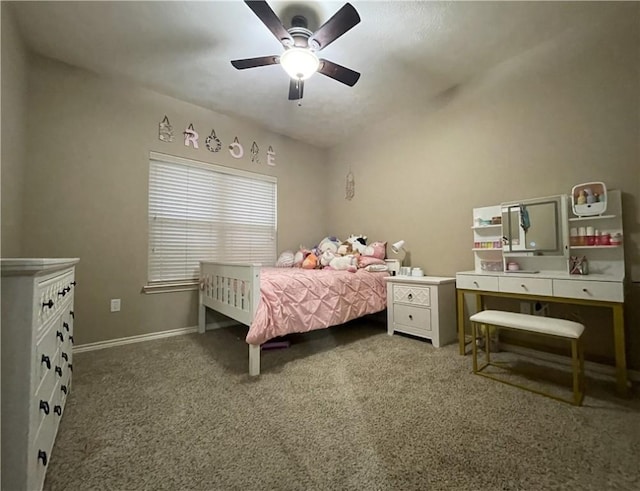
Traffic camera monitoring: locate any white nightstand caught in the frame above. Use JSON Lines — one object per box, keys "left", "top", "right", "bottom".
{"left": 384, "top": 275, "right": 457, "bottom": 347}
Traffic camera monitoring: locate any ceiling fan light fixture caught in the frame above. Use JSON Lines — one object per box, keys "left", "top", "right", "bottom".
{"left": 280, "top": 47, "right": 320, "bottom": 80}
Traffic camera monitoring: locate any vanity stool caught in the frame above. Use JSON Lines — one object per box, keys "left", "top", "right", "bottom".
{"left": 470, "top": 310, "right": 585, "bottom": 406}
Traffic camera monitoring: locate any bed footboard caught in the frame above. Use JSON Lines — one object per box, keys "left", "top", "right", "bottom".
{"left": 199, "top": 261, "right": 263, "bottom": 375}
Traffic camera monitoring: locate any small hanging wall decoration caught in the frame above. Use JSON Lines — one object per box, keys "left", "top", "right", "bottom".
{"left": 158, "top": 115, "right": 174, "bottom": 142}
{"left": 183, "top": 124, "right": 199, "bottom": 149}
{"left": 250, "top": 141, "right": 261, "bottom": 164}
{"left": 266, "top": 145, "right": 276, "bottom": 166}
{"left": 229, "top": 136, "right": 244, "bottom": 159}
{"left": 345, "top": 171, "right": 355, "bottom": 201}
{"left": 205, "top": 129, "right": 222, "bottom": 153}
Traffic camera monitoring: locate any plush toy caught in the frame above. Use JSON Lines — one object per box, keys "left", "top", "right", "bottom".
{"left": 317, "top": 236, "right": 341, "bottom": 254}
{"left": 330, "top": 254, "right": 358, "bottom": 272}
{"left": 362, "top": 241, "right": 386, "bottom": 259}
{"left": 276, "top": 250, "right": 294, "bottom": 267}
{"left": 337, "top": 234, "right": 368, "bottom": 255}
{"left": 319, "top": 249, "right": 336, "bottom": 267}
{"left": 302, "top": 252, "right": 318, "bottom": 269}
{"left": 293, "top": 247, "right": 311, "bottom": 267}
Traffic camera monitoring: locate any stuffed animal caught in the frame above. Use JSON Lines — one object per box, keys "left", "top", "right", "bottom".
{"left": 329, "top": 254, "right": 358, "bottom": 272}
{"left": 302, "top": 253, "right": 318, "bottom": 269}
{"left": 317, "top": 236, "right": 340, "bottom": 254}
{"left": 276, "top": 250, "right": 294, "bottom": 267}
{"left": 319, "top": 249, "right": 336, "bottom": 267}
{"left": 337, "top": 234, "right": 368, "bottom": 255}
{"left": 293, "top": 247, "right": 311, "bottom": 267}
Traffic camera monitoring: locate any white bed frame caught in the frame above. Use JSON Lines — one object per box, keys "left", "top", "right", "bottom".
{"left": 198, "top": 259, "right": 400, "bottom": 376}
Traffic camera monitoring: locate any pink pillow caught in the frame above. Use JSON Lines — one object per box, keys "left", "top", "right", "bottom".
{"left": 362, "top": 241, "right": 386, "bottom": 259}
{"left": 358, "top": 256, "right": 386, "bottom": 268}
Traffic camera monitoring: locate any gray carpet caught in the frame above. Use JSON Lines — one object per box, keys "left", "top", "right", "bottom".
{"left": 45, "top": 320, "right": 640, "bottom": 490}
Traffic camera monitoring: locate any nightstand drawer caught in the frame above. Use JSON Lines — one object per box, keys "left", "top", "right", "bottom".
{"left": 456, "top": 274, "right": 499, "bottom": 291}
{"left": 553, "top": 279, "right": 623, "bottom": 303}
{"left": 499, "top": 276, "right": 553, "bottom": 296}
{"left": 393, "top": 304, "right": 431, "bottom": 332}
{"left": 393, "top": 284, "right": 430, "bottom": 306}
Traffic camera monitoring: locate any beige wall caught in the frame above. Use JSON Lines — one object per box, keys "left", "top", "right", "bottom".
{"left": 20, "top": 55, "right": 328, "bottom": 345}
{"left": 327, "top": 9, "right": 640, "bottom": 368}
{"left": 1, "top": 4, "right": 29, "bottom": 256}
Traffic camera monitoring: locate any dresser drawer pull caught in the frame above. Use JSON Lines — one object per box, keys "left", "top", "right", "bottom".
{"left": 42, "top": 299, "right": 54, "bottom": 309}
{"left": 58, "top": 289, "right": 66, "bottom": 297}
{"left": 39, "top": 400, "right": 50, "bottom": 415}
{"left": 582, "top": 288, "right": 589, "bottom": 293}
{"left": 408, "top": 314, "right": 413, "bottom": 320}
{"left": 55, "top": 366, "right": 62, "bottom": 377}
{"left": 63, "top": 322, "right": 70, "bottom": 332}
{"left": 407, "top": 293, "right": 413, "bottom": 300}
{"left": 520, "top": 284, "right": 528, "bottom": 290}
{"left": 61, "top": 385, "right": 68, "bottom": 395}
{"left": 37, "top": 450, "right": 48, "bottom": 466}
{"left": 70, "top": 310, "right": 75, "bottom": 318}
{"left": 62, "top": 352, "right": 69, "bottom": 361}
{"left": 473, "top": 281, "right": 479, "bottom": 287}
{"left": 71, "top": 281, "right": 77, "bottom": 286}
{"left": 56, "top": 331, "right": 64, "bottom": 342}
{"left": 41, "top": 355, "right": 51, "bottom": 369}
{"left": 69, "top": 335, "right": 74, "bottom": 344}
{"left": 68, "top": 363, "right": 73, "bottom": 372}
{"left": 53, "top": 405, "right": 62, "bottom": 416}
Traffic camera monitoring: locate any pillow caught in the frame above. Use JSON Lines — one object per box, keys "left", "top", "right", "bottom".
{"left": 362, "top": 241, "right": 386, "bottom": 259}
{"left": 358, "top": 256, "right": 386, "bottom": 268}
{"left": 276, "top": 250, "right": 294, "bottom": 267}
{"left": 364, "top": 263, "right": 389, "bottom": 272}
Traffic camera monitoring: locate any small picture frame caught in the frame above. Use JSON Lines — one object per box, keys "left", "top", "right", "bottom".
{"left": 571, "top": 182, "right": 607, "bottom": 217}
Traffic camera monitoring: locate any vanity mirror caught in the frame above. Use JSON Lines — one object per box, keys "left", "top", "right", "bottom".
{"left": 501, "top": 195, "right": 567, "bottom": 256}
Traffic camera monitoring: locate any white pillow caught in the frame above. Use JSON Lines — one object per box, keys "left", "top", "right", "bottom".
{"left": 276, "top": 250, "right": 294, "bottom": 268}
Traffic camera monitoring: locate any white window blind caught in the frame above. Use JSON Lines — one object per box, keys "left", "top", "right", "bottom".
{"left": 148, "top": 153, "right": 277, "bottom": 283}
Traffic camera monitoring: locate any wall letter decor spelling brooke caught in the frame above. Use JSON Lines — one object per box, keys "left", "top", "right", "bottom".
{"left": 205, "top": 129, "right": 222, "bottom": 153}
{"left": 158, "top": 115, "right": 174, "bottom": 142}
{"left": 267, "top": 146, "right": 276, "bottom": 166}
{"left": 183, "top": 124, "right": 199, "bottom": 149}
{"left": 250, "top": 141, "right": 260, "bottom": 164}
{"left": 229, "top": 136, "right": 244, "bottom": 159}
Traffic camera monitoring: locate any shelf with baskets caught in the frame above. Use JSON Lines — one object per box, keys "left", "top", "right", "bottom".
{"left": 471, "top": 205, "right": 504, "bottom": 273}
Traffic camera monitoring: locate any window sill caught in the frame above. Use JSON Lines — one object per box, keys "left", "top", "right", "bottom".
{"left": 142, "top": 281, "right": 199, "bottom": 294}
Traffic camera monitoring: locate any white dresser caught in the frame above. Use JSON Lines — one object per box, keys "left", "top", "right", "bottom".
{"left": 385, "top": 276, "right": 457, "bottom": 347}
{"left": 1, "top": 258, "right": 79, "bottom": 491}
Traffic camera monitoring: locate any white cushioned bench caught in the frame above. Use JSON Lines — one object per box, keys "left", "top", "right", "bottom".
{"left": 469, "top": 310, "right": 585, "bottom": 405}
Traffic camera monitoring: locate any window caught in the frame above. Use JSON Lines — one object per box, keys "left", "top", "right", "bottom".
{"left": 148, "top": 152, "right": 277, "bottom": 285}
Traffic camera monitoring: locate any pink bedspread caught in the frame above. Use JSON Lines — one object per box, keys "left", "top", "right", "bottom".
{"left": 246, "top": 267, "right": 389, "bottom": 345}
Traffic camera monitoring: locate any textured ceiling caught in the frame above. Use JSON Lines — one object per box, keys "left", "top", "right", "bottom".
{"left": 10, "top": 1, "right": 632, "bottom": 148}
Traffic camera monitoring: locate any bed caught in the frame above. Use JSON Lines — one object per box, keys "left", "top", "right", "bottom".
{"left": 198, "top": 259, "right": 400, "bottom": 375}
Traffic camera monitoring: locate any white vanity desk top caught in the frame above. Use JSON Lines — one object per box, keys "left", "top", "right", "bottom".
{"left": 456, "top": 270, "right": 624, "bottom": 283}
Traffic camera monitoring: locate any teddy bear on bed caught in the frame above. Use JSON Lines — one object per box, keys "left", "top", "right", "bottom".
{"left": 337, "top": 234, "right": 367, "bottom": 256}
{"left": 329, "top": 254, "right": 358, "bottom": 273}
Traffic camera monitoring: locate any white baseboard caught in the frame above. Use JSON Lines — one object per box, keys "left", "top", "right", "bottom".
{"left": 500, "top": 342, "right": 640, "bottom": 383}
{"left": 73, "top": 320, "right": 242, "bottom": 353}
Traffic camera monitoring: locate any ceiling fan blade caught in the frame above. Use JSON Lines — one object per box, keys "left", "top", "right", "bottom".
{"left": 318, "top": 59, "right": 360, "bottom": 87}
{"left": 308, "top": 3, "right": 360, "bottom": 51}
{"left": 288, "top": 79, "right": 304, "bottom": 100}
{"left": 231, "top": 56, "right": 279, "bottom": 70}
{"left": 244, "top": 1, "right": 293, "bottom": 47}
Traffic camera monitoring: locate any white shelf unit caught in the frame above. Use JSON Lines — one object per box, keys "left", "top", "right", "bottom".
{"left": 472, "top": 205, "right": 504, "bottom": 273}
{"left": 567, "top": 189, "right": 624, "bottom": 278}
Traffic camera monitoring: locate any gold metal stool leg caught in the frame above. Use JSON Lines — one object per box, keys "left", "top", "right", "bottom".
{"left": 472, "top": 321, "right": 478, "bottom": 373}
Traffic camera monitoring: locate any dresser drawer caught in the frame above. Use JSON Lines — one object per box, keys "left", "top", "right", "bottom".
{"left": 393, "top": 284, "right": 430, "bottom": 306}
{"left": 456, "top": 274, "right": 499, "bottom": 292}
{"left": 393, "top": 304, "right": 431, "bottom": 332}
{"left": 553, "top": 279, "right": 623, "bottom": 303}
{"left": 31, "top": 366, "right": 58, "bottom": 444}
{"left": 35, "top": 323, "right": 61, "bottom": 390}
{"left": 35, "top": 270, "right": 75, "bottom": 333}
{"left": 499, "top": 276, "right": 553, "bottom": 296}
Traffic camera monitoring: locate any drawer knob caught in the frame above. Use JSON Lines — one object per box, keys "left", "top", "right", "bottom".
{"left": 37, "top": 450, "right": 48, "bottom": 466}
{"left": 473, "top": 281, "right": 479, "bottom": 287}
{"left": 58, "top": 289, "right": 67, "bottom": 297}
{"left": 41, "top": 355, "right": 51, "bottom": 369}
{"left": 39, "top": 400, "right": 50, "bottom": 415}
{"left": 68, "top": 363, "right": 73, "bottom": 372}
{"left": 408, "top": 314, "right": 413, "bottom": 320}
{"left": 42, "top": 299, "right": 54, "bottom": 309}
{"left": 69, "top": 335, "right": 74, "bottom": 344}
{"left": 62, "top": 352, "right": 69, "bottom": 361}
{"left": 520, "top": 284, "right": 528, "bottom": 290}
{"left": 582, "top": 288, "right": 589, "bottom": 293}
{"left": 63, "top": 322, "right": 70, "bottom": 332}
{"left": 53, "top": 405, "right": 62, "bottom": 416}
{"left": 56, "top": 331, "right": 64, "bottom": 342}
{"left": 55, "top": 366, "right": 62, "bottom": 377}
{"left": 61, "top": 385, "right": 68, "bottom": 395}
{"left": 70, "top": 310, "right": 75, "bottom": 318}
{"left": 71, "top": 281, "right": 77, "bottom": 286}
{"left": 408, "top": 293, "right": 413, "bottom": 300}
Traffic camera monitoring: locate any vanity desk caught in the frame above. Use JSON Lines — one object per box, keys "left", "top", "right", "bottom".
{"left": 459, "top": 189, "right": 628, "bottom": 395}
{"left": 455, "top": 270, "right": 627, "bottom": 394}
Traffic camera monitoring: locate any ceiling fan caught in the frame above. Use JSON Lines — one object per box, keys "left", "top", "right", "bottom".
{"left": 231, "top": 1, "right": 361, "bottom": 101}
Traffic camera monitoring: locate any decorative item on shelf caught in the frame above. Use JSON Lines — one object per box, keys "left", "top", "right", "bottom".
{"left": 411, "top": 267, "right": 424, "bottom": 277}
{"left": 205, "top": 129, "right": 222, "bottom": 152}
{"left": 570, "top": 256, "right": 589, "bottom": 275}
{"left": 571, "top": 182, "right": 607, "bottom": 217}
{"left": 491, "top": 216, "right": 502, "bottom": 225}
{"left": 481, "top": 260, "right": 503, "bottom": 272}
{"left": 399, "top": 266, "right": 411, "bottom": 276}
{"left": 392, "top": 240, "right": 407, "bottom": 265}
{"left": 609, "top": 233, "right": 623, "bottom": 246}
{"left": 158, "top": 115, "right": 174, "bottom": 142}
{"left": 507, "top": 261, "right": 520, "bottom": 271}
